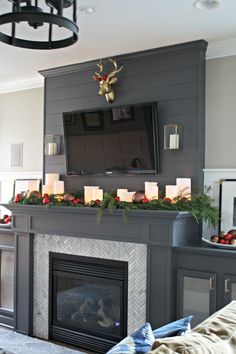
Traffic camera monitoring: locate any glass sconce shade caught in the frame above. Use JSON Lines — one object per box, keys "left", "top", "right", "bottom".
{"left": 164, "top": 124, "right": 182, "bottom": 150}
{"left": 45, "top": 135, "right": 61, "bottom": 155}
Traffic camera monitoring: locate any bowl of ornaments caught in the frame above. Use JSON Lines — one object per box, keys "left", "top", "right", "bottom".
{"left": 0, "top": 215, "right": 11, "bottom": 228}
{"left": 202, "top": 230, "right": 236, "bottom": 249}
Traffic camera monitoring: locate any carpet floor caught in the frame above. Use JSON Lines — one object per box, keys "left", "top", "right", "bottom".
{"left": 0, "top": 326, "right": 88, "bottom": 354}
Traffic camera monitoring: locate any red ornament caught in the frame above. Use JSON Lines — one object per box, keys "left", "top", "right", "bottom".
{"left": 63, "top": 193, "right": 75, "bottom": 202}
{"left": 132, "top": 191, "right": 146, "bottom": 204}
{"left": 4, "top": 216, "right": 11, "bottom": 224}
{"left": 181, "top": 197, "right": 189, "bottom": 203}
{"left": 141, "top": 197, "right": 150, "bottom": 204}
{"left": 114, "top": 196, "right": 120, "bottom": 202}
{"left": 14, "top": 197, "right": 21, "bottom": 203}
{"left": 43, "top": 197, "right": 50, "bottom": 205}
{"left": 73, "top": 199, "right": 79, "bottom": 205}
{"left": 29, "top": 191, "right": 41, "bottom": 198}
{"left": 163, "top": 197, "right": 172, "bottom": 204}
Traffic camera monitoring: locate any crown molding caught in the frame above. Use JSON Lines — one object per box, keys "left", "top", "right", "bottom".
{"left": 206, "top": 38, "right": 236, "bottom": 59}
{"left": 0, "top": 76, "right": 44, "bottom": 95}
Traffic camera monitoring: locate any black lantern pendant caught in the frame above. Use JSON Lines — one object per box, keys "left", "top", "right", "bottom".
{"left": 0, "top": 0, "right": 78, "bottom": 49}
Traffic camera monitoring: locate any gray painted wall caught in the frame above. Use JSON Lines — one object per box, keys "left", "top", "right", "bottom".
{"left": 206, "top": 55, "right": 236, "bottom": 168}
{"left": 41, "top": 40, "right": 207, "bottom": 194}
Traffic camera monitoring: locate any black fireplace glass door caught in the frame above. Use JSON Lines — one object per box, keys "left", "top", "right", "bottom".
{"left": 54, "top": 274, "right": 123, "bottom": 338}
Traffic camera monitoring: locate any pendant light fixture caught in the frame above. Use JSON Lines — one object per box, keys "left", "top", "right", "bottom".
{"left": 0, "top": 0, "right": 79, "bottom": 50}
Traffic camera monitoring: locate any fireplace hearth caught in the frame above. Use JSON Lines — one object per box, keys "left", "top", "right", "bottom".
{"left": 49, "top": 253, "right": 128, "bottom": 353}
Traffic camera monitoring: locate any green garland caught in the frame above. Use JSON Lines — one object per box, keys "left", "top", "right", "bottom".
{"left": 12, "top": 189, "right": 219, "bottom": 226}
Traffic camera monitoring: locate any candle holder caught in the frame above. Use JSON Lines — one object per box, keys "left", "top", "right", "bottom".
{"left": 45, "top": 135, "right": 61, "bottom": 156}
{"left": 164, "top": 125, "right": 182, "bottom": 150}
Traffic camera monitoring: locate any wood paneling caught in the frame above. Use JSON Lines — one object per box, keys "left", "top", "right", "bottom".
{"left": 41, "top": 40, "right": 207, "bottom": 193}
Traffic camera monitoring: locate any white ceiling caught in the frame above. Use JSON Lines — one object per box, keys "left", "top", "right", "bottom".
{"left": 0, "top": 0, "right": 236, "bottom": 92}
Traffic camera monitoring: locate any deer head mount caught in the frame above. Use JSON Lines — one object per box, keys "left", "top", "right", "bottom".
{"left": 93, "top": 58, "right": 123, "bottom": 103}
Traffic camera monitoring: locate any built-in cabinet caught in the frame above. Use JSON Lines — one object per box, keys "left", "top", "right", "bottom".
{"left": 177, "top": 269, "right": 216, "bottom": 327}
{"left": 174, "top": 246, "right": 236, "bottom": 327}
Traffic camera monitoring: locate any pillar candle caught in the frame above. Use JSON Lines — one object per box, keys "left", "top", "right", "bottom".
{"left": 42, "top": 184, "right": 52, "bottom": 195}
{"left": 92, "top": 189, "right": 103, "bottom": 201}
{"left": 176, "top": 178, "right": 191, "bottom": 198}
{"left": 169, "top": 134, "right": 179, "bottom": 149}
{"left": 117, "top": 189, "right": 128, "bottom": 198}
{"left": 122, "top": 191, "right": 135, "bottom": 202}
{"left": 45, "top": 173, "right": 59, "bottom": 186}
{"left": 84, "top": 186, "right": 99, "bottom": 204}
{"left": 53, "top": 181, "right": 64, "bottom": 194}
{"left": 27, "top": 180, "right": 39, "bottom": 192}
{"left": 145, "top": 182, "right": 159, "bottom": 200}
{"left": 165, "top": 185, "right": 178, "bottom": 200}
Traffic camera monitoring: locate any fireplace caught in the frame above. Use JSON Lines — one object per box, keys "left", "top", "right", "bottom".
{"left": 49, "top": 252, "right": 128, "bottom": 353}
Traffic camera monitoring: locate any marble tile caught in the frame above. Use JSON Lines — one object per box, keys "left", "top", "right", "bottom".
{"left": 0, "top": 326, "right": 87, "bottom": 354}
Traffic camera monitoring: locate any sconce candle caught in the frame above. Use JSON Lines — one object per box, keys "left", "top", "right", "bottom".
{"left": 176, "top": 178, "right": 191, "bottom": 198}
{"left": 145, "top": 182, "right": 159, "bottom": 200}
{"left": 169, "top": 134, "right": 179, "bottom": 149}
{"left": 42, "top": 184, "right": 52, "bottom": 195}
{"left": 53, "top": 181, "right": 65, "bottom": 194}
{"left": 165, "top": 185, "right": 178, "bottom": 200}
{"left": 48, "top": 142, "right": 57, "bottom": 155}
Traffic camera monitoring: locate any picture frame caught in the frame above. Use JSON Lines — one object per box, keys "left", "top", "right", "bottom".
{"left": 219, "top": 179, "right": 236, "bottom": 233}
{"left": 13, "top": 179, "right": 41, "bottom": 198}
{"left": 81, "top": 111, "right": 104, "bottom": 131}
{"left": 111, "top": 106, "right": 134, "bottom": 123}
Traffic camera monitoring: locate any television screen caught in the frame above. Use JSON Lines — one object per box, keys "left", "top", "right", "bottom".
{"left": 63, "top": 102, "right": 159, "bottom": 175}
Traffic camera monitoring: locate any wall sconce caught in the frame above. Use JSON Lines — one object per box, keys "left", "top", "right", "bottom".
{"left": 164, "top": 124, "right": 182, "bottom": 150}
{"left": 45, "top": 135, "right": 61, "bottom": 156}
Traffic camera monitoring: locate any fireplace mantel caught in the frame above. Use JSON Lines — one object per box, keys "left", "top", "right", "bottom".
{"left": 4, "top": 204, "right": 199, "bottom": 247}
{"left": 3, "top": 204, "right": 200, "bottom": 344}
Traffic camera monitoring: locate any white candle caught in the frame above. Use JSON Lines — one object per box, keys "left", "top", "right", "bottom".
{"left": 145, "top": 182, "right": 159, "bottom": 200}
{"left": 176, "top": 178, "right": 191, "bottom": 198}
{"left": 53, "top": 181, "right": 64, "bottom": 194}
{"left": 165, "top": 185, "right": 178, "bottom": 200}
{"left": 117, "top": 189, "right": 128, "bottom": 198}
{"left": 27, "top": 181, "right": 39, "bottom": 192}
{"left": 84, "top": 186, "right": 99, "bottom": 204}
{"left": 92, "top": 189, "right": 103, "bottom": 201}
{"left": 48, "top": 142, "right": 57, "bottom": 155}
{"left": 169, "top": 134, "right": 179, "bottom": 149}
{"left": 45, "top": 173, "right": 59, "bottom": 186}
{"left": 122, "top": 191, "right": 135, "bottom": 202}
{"left": 42, "top": 184, "right": 52, "bottom": 195}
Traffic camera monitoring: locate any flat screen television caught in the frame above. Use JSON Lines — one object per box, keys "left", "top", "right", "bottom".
{"left": 63, "top": 102, "right": 159, "bottom": 175}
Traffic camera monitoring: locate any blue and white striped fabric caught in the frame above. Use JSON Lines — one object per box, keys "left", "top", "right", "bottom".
{"left": 152, "top": 316, "right": 193, "bottom": 339}
{"left": 106, "top": 323, "right": 155, "bottom": 354}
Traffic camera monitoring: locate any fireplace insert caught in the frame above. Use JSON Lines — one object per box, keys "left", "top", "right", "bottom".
{"left": 49, "top": 253, "right": 128, "bottom": 353}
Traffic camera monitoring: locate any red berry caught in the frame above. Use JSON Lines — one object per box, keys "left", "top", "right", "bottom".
{"left": 220, "top": 239, "right": 226, "bottom": 244}
{"left": 73, "top": 199, "right": 78, "bottom": 205}
{"left": 114, "top": 196, "right": 120, "bottom": 202}
{"left": 15, "top": 197, "right": 21, "bottom": 203}
{"left": 163, "top": 197, "right": 172, "bottom": 204}
{"left": 141, "top": 197, "right": 150, "bottom": 204}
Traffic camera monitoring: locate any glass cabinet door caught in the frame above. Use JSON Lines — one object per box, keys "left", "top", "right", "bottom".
{"left": 177, "top": 269, "right": 216, "bottom": 327}
{"left": 224, "top": 275, "right": 236, "bottom": 305}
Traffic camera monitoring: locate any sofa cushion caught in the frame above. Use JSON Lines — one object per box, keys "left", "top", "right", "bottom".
{"left": 149, "top": 301, "right": 236, "bottom": 354}
{"left": 153, "top": 316, "right": 193, "bottom": 339}
{"left": 106, "top": 322, "right": 155, "bottom": 354}
{"left": 149, "top": 331, "right": 234, "bottom": 353}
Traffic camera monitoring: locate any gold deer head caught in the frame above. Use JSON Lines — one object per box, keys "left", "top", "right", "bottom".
{"left": 93, "top": 58, "right": 123, "bottom": 103}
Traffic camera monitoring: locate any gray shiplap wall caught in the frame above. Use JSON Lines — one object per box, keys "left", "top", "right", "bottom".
{"left": 40, "top": 40, "right": 207, "bottom": 194}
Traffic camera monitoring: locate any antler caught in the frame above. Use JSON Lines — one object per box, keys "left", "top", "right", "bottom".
{"left": 94, "top": 61, "right": 104, "bottom": 79}
{"left": 106, "top": 58, "right": 123, "bottom": 81}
